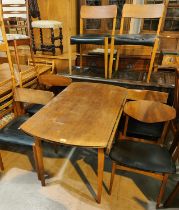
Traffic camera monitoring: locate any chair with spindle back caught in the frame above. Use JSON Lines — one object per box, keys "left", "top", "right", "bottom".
{"left": 0, "top": 78, "right": 54, "bottom": 182}
{"left": 69, "top": 5, "right": 117, "bottom": 79}
{"left": 28, "top": 0, "right": 63, "bottom": 55}
{"left": 109, "top": 3, "right": 165, "bottom": 82}
{"left": 109, "top": 110, "right": 178, "bottom": 208}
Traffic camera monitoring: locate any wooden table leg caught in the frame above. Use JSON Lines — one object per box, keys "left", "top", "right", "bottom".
{"left": 0, "top": 153, "right": 4, "bottom": 171}
{"left": 97, "top": 148, "right": 104, "bottom": 203}
{"left": 35, "top": 137, "right": 45, "bottom": 186}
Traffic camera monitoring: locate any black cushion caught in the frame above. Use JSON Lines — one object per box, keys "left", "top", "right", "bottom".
{"left": 127, "top": 118, "right": 164, "bottom": 141}
{"left": 0, "top": 115, "right": 34, "bottom": 146}
{"left": 110, "top": 140, "right": 176, "bottom": 174}
{"left": 26, "top": 104, "right": 44, "bottom": 116}
{"left": 114, "top": 34, "right": 156, "bottom": 46}
{"left": 70, "top": 34, "right": 111, "bottom": 45}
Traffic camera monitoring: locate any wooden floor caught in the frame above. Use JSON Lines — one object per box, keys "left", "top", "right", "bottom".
{"left": 0, "top": 144, "right": 178, "bottom": 209}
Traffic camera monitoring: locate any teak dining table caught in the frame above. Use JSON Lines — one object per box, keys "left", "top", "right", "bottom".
{"left": 20, "top": 82, "right": 127, "bottom": 203}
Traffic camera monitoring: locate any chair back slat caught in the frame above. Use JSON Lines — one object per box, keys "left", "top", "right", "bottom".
{"left": 122, "top": 4, "right": 164, "bottom": 19}
{"left": 127, "top": 89, "right": 168, "bottom": 103}
{"left": 1, "top": 0, "right": 29, "bottom": 35}
{"left": 0, "top": 79, "right": 14, "bottom": 118}
{"left": 81, "top": 5, "right": 117, "bottom": 19}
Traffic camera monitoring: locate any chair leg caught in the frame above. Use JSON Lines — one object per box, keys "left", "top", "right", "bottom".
{"left": 156, "top": 174, "right": 169, "bottom": 208}
{"left": 115, "top": 49, "right": 120, "bottom": 72}
{"left": 109, "top": 161, "right": 116, "bottom": 194}
{"left": 147, "top": 38, "right": 159, "bottom": 83}
{"left": 31, "top": 27, "right": 36, "bottom": 54}
{"left": 164, "top": 182, "right": 179, "bottom": 207}
{"left": 80, "top": 45, "right": 83, "bottom": 69}
{"left": 59, "top": 28, "right": 63, "bottom": 54}
{"left": 69, "top": 42, "right": 72, "bottom": 75}
{"left": 50, "top": 28, "right": 55, "bottom": 56}
{"left": 32, "top": 144, "right": 41, "bottom": 181}
{"left": 0, "top": 153, "right": 4, "bottom": 171}
{"left": 104, "top": 37, "right": 108, "bottom": 79}
{"left": 40, "top": 28, "right": 44, "bottom": 50}
{"left": 109, "top": 37, "right": 115, "bottom": 79}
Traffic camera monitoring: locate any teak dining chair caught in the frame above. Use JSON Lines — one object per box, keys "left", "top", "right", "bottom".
{"left": 109, "top": 117, "right": 179, "bottom": 208}
{"left": 122, "top": 100, "right": 175, "bottom": 144}
{"left": 109, "top": 3, "right": 165, "bottom": 82}
{"left": 0, "top": 78, "right": 54, "bottom": 182}
{"left": 69, "top": 5, "right": 117, "bottom": 79}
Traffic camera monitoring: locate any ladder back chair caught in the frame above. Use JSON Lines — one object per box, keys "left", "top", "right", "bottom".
{"left": 0, "top": 0, "right": 35, "bottom": 71}
{"left": 28, "top": 0, "right": 63, "bottom": 55}
{"left": 109, "top": 3, "right": 165, "bottom": 82}
{"left": 109, "top": 121, "right": 179, "bottom": 208}
{"left": 69, "top": 5, "right": 117, "bottom": 79}
{"left": 0, "top": 78, "right": 54, "bottom": 182}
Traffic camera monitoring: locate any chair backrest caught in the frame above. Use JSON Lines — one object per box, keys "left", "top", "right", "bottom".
{"left": 80, "top": 5, "right": 117, "bottom": 35}
{"left": 19, "top": 65, "right": 38, "bottom": 88}
{"left": 28, "top": 0, "right": 40, "bottom": 19}
{"left": 38, "top": 74, "right": 72, "bottom": 87}
{"left": 120, "top": 3, "right": 165, "bottom": 35}
{"left": 28, "top": 59, "right": 55, "bottom": 74}
{"left": 127, "top": 89, "right": 168, "bottom": 103}
{"left": 0, "top": 0, "right": 30, "bottom": 35}
{"left": 0, "top": 78, "right": 14, "bottom": 119}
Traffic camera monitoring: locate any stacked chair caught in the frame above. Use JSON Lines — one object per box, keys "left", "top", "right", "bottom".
{"left": 108, "top": 3, "right": 165, "bottom": 82}
{"left": 0, "top": 3, "right": 55, "bottom": 182}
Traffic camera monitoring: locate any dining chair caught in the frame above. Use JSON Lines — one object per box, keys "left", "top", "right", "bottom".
{"left": 118, "top": 89, "right": 169, "bottom": 144}
{"left": 26, "top": 74, "right": 72, "bottom": 116}
{"left": 0, "top": 153, "right": 4, "bottom": 170}
{"left": 69, "top": 5, "right": 117, "bottom": 79}
{"left": 0, "top": 78, "right": 54, "bottom": 182}
{"left": 122, "top": 100, "right": 175, "bottom": 145}
{"left": 109, "top": 119, "right": 178, "bottom": 208}
{"left": 0, "top": 0, "right": 35, "bottom": 71}
{"left": 108, "top": 3, "right": 165, "bottom": 82}
{"left": 28, "top": 0, "right": 63, "bottom": 55}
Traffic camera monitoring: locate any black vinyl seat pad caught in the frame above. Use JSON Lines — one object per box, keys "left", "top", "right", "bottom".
{"left": 0, "top": 115, "right": 34, "bottom": 146}
{"left": 26, "top": 104, "right": 44, "bottom": 116}
{"left": 110, "top": 140, "right": 176, "bottom": 174}
{"left": 70, "top": 34, "right": 111, "bottom": 45}
{"left": 114, "top": 34, "right": 156, "bottom": 46}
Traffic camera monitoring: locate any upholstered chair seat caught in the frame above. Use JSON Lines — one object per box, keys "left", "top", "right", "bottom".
{"left": 114, "top": 34, "right": 156, "bottom": 46}
{"left": 0, "top": 34, "right": 29, "bottom": 41}
{"left": 110, "top": 141, "right": 176, "bottom": 174}
{"left": 70, "top": 34, "right": 111, "bottom": 45}
{"left": 31, "top": 20, "right": 62, "bottom": 29}
{"left": 0, "top": 115, "right": 34, "bottom": 146}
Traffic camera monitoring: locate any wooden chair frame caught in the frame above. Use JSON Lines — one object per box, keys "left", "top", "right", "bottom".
{"left": 0, "top": 1, "right": 36, "bottom": 75}
{"left": 109, "top": 129, "right": 179, "bottom": 208}
{"left": 109, "top": 3, "right": 165, "bottom": 82}
{"left": 69, "top": 5, "right": 117, "bottom": 79}
{"left": 0, "top": 78, "right": 54, "bottom": 181}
